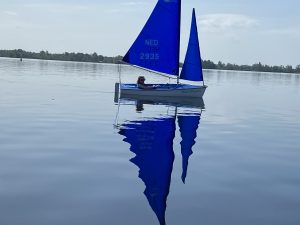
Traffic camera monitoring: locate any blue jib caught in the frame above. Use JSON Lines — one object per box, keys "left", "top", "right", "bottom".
{"left": 180, "top": 8, "right": 204, "bottom": 81}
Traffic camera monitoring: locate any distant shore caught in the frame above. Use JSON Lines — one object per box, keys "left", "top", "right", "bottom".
{"left": 1, "top": 49, "right": 299, "bottom": 74}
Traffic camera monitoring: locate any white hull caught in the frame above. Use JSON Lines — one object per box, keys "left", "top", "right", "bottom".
{"left": 116, "top": 83, "right": 207, "bottom": 98}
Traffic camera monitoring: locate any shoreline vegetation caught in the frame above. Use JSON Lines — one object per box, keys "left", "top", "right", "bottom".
{"left": 1, "top": 49, "right": 299, "bottom": 74}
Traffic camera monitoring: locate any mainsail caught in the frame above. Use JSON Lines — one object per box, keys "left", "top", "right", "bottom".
{"left": 178, "top": 113, "right": 201, "bottom": 183}
{"left": 180, "top": 9, "right": 204, "bottom": 82}
{"left": 119, "top": 117, "right": 176, "bottom": 225}
{"left": 123, "top": 0, "right": 181, "bottom": 76}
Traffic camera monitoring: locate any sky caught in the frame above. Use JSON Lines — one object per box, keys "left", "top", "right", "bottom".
{"left": 0, "top": 0, "right": 299, "bottom": 66}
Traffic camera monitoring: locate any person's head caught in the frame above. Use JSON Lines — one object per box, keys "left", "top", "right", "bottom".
{"left": 137, "top": 76, "right": 145, "bottom": 84}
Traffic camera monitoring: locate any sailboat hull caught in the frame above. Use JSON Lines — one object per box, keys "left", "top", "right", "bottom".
{"left": 116, "top": 83, "right": 207, "bottom": 98}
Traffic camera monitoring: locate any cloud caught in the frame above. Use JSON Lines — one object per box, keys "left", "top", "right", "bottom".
{"left": 106, "top": 1, "right": 149, "bottom": 14}
{"left": 121, "top": 1, "right": 148, "bottom": 6}
{"left": 3, "top": 11, "right": 18, "bottom": 16}
{"left": 198, "top": 14, "right": 258, "bottom": 32}
{"left": 23, "top": 3, "right": 90, "bottom": 13}
{"left": 265, "top": 26, "right": 300, "bottom": 38}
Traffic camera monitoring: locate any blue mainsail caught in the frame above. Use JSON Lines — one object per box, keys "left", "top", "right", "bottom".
{"left": 123, "top": 0, "right": 181, "bottom": 76}
{"left": 178, "top": 113, "right": 201, "bottom": 183}
{"left": 119, "top": 117, "right": 176, "bottom": 225}
{"left": 180, "top": 8, "right": 204, "bottom": 82}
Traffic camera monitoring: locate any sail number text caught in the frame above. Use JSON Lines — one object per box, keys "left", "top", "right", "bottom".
{"left": 140, "top": 39, "right": 160, "bottom": 62}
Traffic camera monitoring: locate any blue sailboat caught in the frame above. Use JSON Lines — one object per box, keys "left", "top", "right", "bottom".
{"left": 117, "top": 1, "right": 207, "bottom": 98}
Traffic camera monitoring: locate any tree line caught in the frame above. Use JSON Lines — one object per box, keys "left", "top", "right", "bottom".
{"left": 1, "top": 49, "right": 299, "bottom": 74}
{"left": 201, "top": 60, "right": 300, "bottom": 74}
{"left": 0, "top": 49, "right": 123, "bottom": 64}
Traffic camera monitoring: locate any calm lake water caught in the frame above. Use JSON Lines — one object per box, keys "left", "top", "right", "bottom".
{"left": 0, "top": 57, "right": 300, "bottom": 225}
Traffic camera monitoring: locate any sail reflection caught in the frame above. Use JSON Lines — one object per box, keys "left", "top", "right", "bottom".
{"left": 116, "top": 99, "right": 203, "bottom": 225}
{"left": 119, "top": 117, "right": 176, "bottom": 225}
{"left": 178, "top": 113, "right": 201, "bottom": 183}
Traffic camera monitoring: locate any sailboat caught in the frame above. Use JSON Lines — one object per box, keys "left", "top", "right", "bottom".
{"left": 117, "top": 0, "right": 207, "bottom": 98}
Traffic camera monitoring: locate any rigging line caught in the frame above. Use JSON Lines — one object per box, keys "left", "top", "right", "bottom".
{"left": 113, "top": 98, "right": 121, "bottom": 129}
{"left": 114, "top": 64, "right": 122, "bottom": 129}
{"left": 117, "top": 61, "right": 122, "bottom": 85}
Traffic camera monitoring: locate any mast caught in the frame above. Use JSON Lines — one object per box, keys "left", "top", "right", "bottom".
{"left": 177, "top": 0, "right": 181, "bottom": 84}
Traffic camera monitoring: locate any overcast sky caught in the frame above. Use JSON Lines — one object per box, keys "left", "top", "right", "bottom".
{"left": 0, "top": 0, "right": 299, "bottom": 66}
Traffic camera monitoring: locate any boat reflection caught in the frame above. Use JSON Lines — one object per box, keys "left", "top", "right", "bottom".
{"left": 116, "top": 98, "right": 203, "bottom": 225}
{"left": 114, "top": 89, "right": 205, "bottom": 109}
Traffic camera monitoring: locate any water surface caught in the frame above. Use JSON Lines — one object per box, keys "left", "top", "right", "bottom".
{"left": 0, "top": 58, "right": 300, "bottom": 225}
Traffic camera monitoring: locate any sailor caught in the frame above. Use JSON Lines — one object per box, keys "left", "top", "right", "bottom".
{"left": 137, "top": 76, "right": 155, "bottom": 89}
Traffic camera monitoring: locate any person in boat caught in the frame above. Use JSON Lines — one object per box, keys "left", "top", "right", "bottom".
{"left": 137, "top": 76, "right": 155, "bottom": 89}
